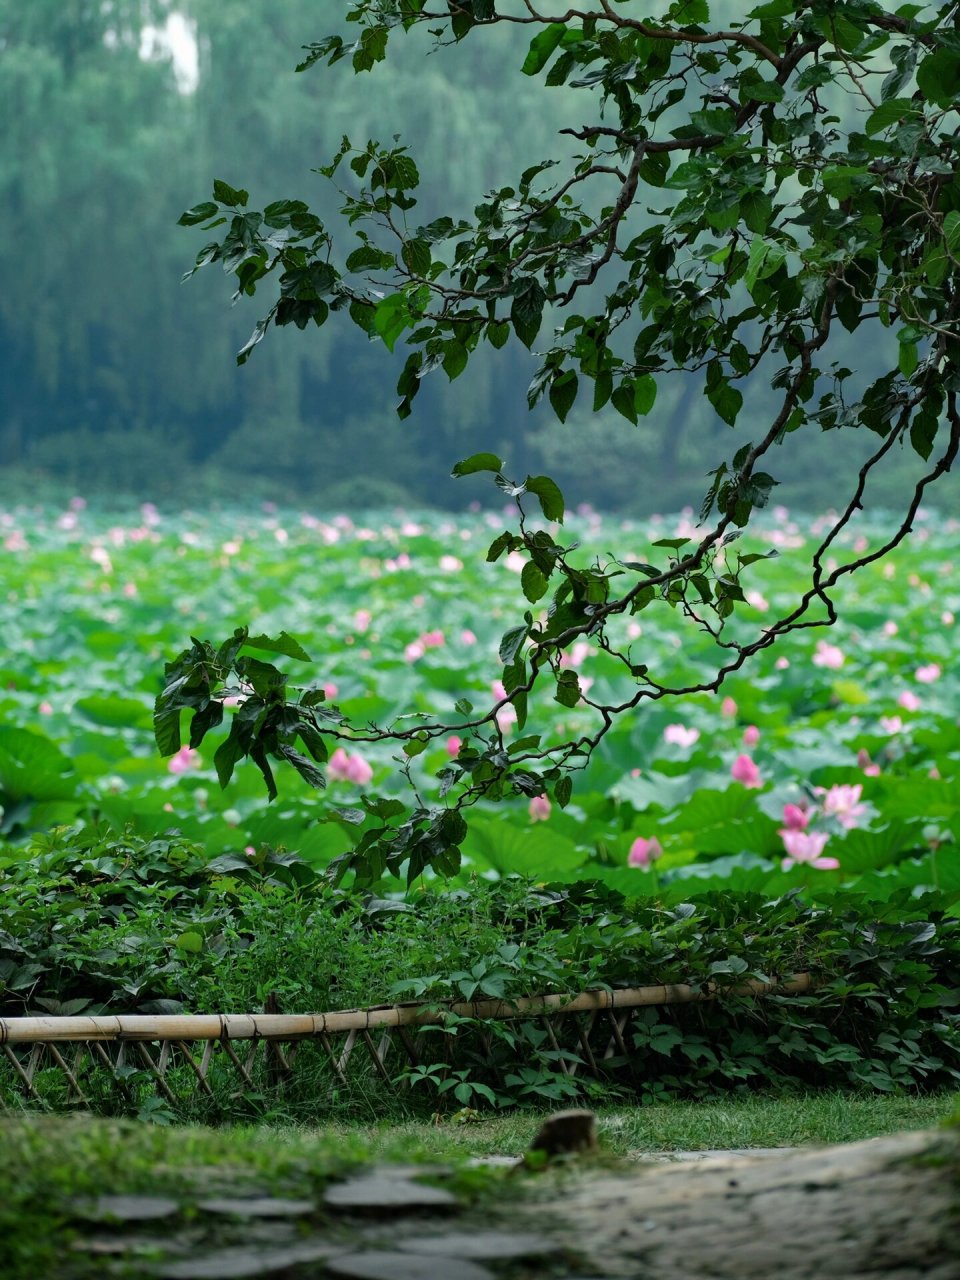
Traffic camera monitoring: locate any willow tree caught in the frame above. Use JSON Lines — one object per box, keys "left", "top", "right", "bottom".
{"left": 160, "top": 0, "right": 960, "bottom": 885}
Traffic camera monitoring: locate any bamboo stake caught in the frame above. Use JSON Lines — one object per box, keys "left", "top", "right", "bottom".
{"left": 0, "top": 975, "right": 813, "bottom": 1046}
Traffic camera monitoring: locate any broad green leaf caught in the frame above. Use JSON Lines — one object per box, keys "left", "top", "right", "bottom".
{"left": 245, "top": 632, "right": 312, "bottom": 662}
{"left": 212, "top": 179, "right": 249, "bottom": 207}
{"left": 634, "top": 375, "right": 657, "bottom": 417}
{"left": 373, "top": 294, "right": 412, "bottom": 353}
{"left": 549, "top": 369, "right": 578, "bottom": 422}
{"left": 520, "top": 560, "right": 549, "bottom": 602}
{"left": 452, "top": 452, "right": 504, "bottom": 477}
{"left": 524, "top": 474, "right": 565, "bottom": 523}
{"left": 521, "top": 23, "right": 566, "bottom": 76}
{"left": 865, "top": 99, "right": 916, "bottom": 136}
{"left": 944, "top": 211, "right": 960, "bottom": 255}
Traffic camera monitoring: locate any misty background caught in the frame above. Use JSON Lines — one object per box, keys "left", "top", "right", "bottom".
{"left": 1, "top": 0, "right": 955, "bottom": 516}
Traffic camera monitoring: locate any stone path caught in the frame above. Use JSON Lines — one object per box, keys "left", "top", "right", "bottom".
{"left": 62, "top": 1128, "right": 959, "bottom": 1279}
{"left": 530, "top": 1129, "right": 960, "bottom": 1279}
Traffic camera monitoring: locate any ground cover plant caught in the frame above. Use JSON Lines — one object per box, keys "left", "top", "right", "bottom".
{"left": 2, "top": 801, "right": 959, "bottom": 1118}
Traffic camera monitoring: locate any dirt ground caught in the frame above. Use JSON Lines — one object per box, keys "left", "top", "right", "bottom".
{"left": 532, "top": 1127, "right": 960, "bottom": 1279}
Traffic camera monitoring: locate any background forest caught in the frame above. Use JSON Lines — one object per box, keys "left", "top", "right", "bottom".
{"left": 2, "top": 0, "right": 956, "bottom": 515}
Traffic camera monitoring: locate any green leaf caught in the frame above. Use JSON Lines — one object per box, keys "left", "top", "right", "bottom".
{"left": 442, "top": 341, "right": 469, "bottom": 381}
{"left": 611, "top": 382, "right": 637, "bottom": 424}
{"left": 452, "top": 452, "right": 504, "bottom": 477}
{"left": 944, "top": 211, "right": 960, "bottom": 256}
{"left": 740, "top": 191, "right": 772, "bottom": 235}
{"left": 401, "top": 237, "right": 431, "bottom": 275}
{"left": 707, "top": 378, "right": 743, "bottom": 427}
{"left": 865, "top": 99, "right": 916, "bottom": 136}
{"left": 524, "top": 474, "right": 565, "bottom": 523}
{"left": 276, "top": 744, "right": 326, "bottom": 789}
{"left": 899, "top": 340, "right": 919, "bottom": 379}
{"left": 522, "top": 23, "right": 566, "bottom": 76}
{"left": 212, "top": 179, "right": 249, "bottom": 207}
{"left": 910, "top": 406, "right": 938, "bottom": 460}
{"left": 174, "top": 931, "right": 204, "bottom": 954}
{"left": 554, "top": 669, "right": 582, "bottom": 708}
{"left": 178, "top": 201, "right": 219, "bottom": 226}
{"left": 634, "top": 374, "right": 657, "bottom": 417}
{"left": 373, "top": 293, "right": 412, "bottom": 353}
{"left": 154, "top": 706, "right": 182, "bottom": 758}
{"left": 917, "top": 49, "right": 960, "bottom": 109}
{"left": 499, "top": 624, "right": 529, "bottom": 666}
{"left": 521, "top": 560, "right": 549, "bottom": 603}
{"left": 487, "top": 320, "right": 510, "bottom": 348}
{"left": 511, "top": 279, "right": 546, "bottom": 348}
{"left": 744, "top": 239, "right": 785, "bottom": 292}
{"left": 555, "top": 775, "right": 573, "bottom": 808}
{"left": 549, "top": 369, "right": 578, "bottom": 422}
{"left": 245, "top": 631, "right": 312, "bottom": 662}
{"left": 214, "top": 727, "right": 246, "bottom": 790}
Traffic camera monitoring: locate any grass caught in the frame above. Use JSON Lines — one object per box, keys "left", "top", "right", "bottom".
{"left": 3, "top": 1091, "right": 954, "bottom": 1190}
{"left": 329, "top": 1089, "right": 960, "bottom": 1158}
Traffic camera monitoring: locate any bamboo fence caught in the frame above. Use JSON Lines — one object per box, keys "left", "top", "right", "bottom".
{"left": 0, "top": 973, "right": 813, "bottom": 1114}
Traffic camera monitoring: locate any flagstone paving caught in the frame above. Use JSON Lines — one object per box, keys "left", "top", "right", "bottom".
{"left": 60, "top": 1128, "right": 959, "bottom": 1279}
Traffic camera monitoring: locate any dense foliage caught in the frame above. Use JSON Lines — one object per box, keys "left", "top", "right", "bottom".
{"left": 167, "top": 1, "right": 960, "bottom": 880}
{"left": 2, "top": 825, "right": 958, "bottom": 1116}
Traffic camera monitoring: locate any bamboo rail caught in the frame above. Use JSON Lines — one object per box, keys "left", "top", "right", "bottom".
{"left": 0, "top": 975, "right": 813, "bottom": 1045}
{"left": 0, "top": 974, "right": 814, "bottom": 1114}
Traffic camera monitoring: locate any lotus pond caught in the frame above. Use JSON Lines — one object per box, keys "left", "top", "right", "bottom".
{"left": 0, "top": 497, "right": 958, "bottom": 911}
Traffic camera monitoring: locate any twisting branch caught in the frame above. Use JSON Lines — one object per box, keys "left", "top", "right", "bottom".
{"left": 166, "top": 1, "right": 960, "bottom": 886}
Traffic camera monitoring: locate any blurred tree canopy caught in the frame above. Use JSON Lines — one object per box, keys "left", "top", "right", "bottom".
{"left": 1, "top": 0, "right": 957, "bottom": 514}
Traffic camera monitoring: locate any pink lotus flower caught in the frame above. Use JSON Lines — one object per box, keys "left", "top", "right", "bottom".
{"left": 168, "top": 745, "right": 199, "bottom": 775}
{"left": 491, "top": 679, "right": 518, "bottom": 731}
{"left": 819, "top": 783, "right": 866, "bottom": 829}
{"left": 446, "top": 735, "right": 462, "bottom": 758}
{"left": 404, "top": 640, "right": 425, "bottom": 663}
{"left": 731, "top": 754, "right": 762, "bottom": 788}
{"left": 812, "top": 640, "right": 844, "bottom": 670}
{"left": 781, "top": 803, "right": 810, "bottom": 831}
{"left": 883, "top": 620, "right": 898, "bottom": 637}
{"left": 775, "top": 656, "right": 790, "bottom": 670}
{"left": 628, "top": 836, "right": 663, "bottom": 868}
{"left": 879, "top": 715, "right": 903, "bottom": 735}
{"left": 780, "top": 829, "right": 838, "bottom": 871}
{"left": 459, "top": 629, "right": 477, "bottom": 646}
{"left": 745, "top": 590, "right": 769, "bottom": 612}
{"left": 420, "top": 629, "right": 445, "bottom": 649}
{"left": 560, "top": 642, "right": 591, "bottom": 669}
{"left": 328, "top": 747, "right": 373, "bottom": 785}
{"left": 721, "top": 696, "right": 738, "bottom": 718}
{"left": 742, "top": 725, "right": 760, "bottom": 747}
{"left": 353, "top": 609, "right": 372, "bottom": 633}
{"left": 439, "top": 554, "right": 463, "bottom": 572}
{"left": 664, "top": 724, "right": 700, "bottom": 748}
{"left": 528, "top": 794, "right": 551, "bottom": 822}
{"left": 915, "top": 663, "right": 941, "bottom": 683}
{"left": 38, "top": 701, "right": 53, "bottom": 716}
{"left": 897, "top": 690, "right": 921, "bottom": 711}
{"left": 857, "top": 748, "right": 881, "bottom": 777}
